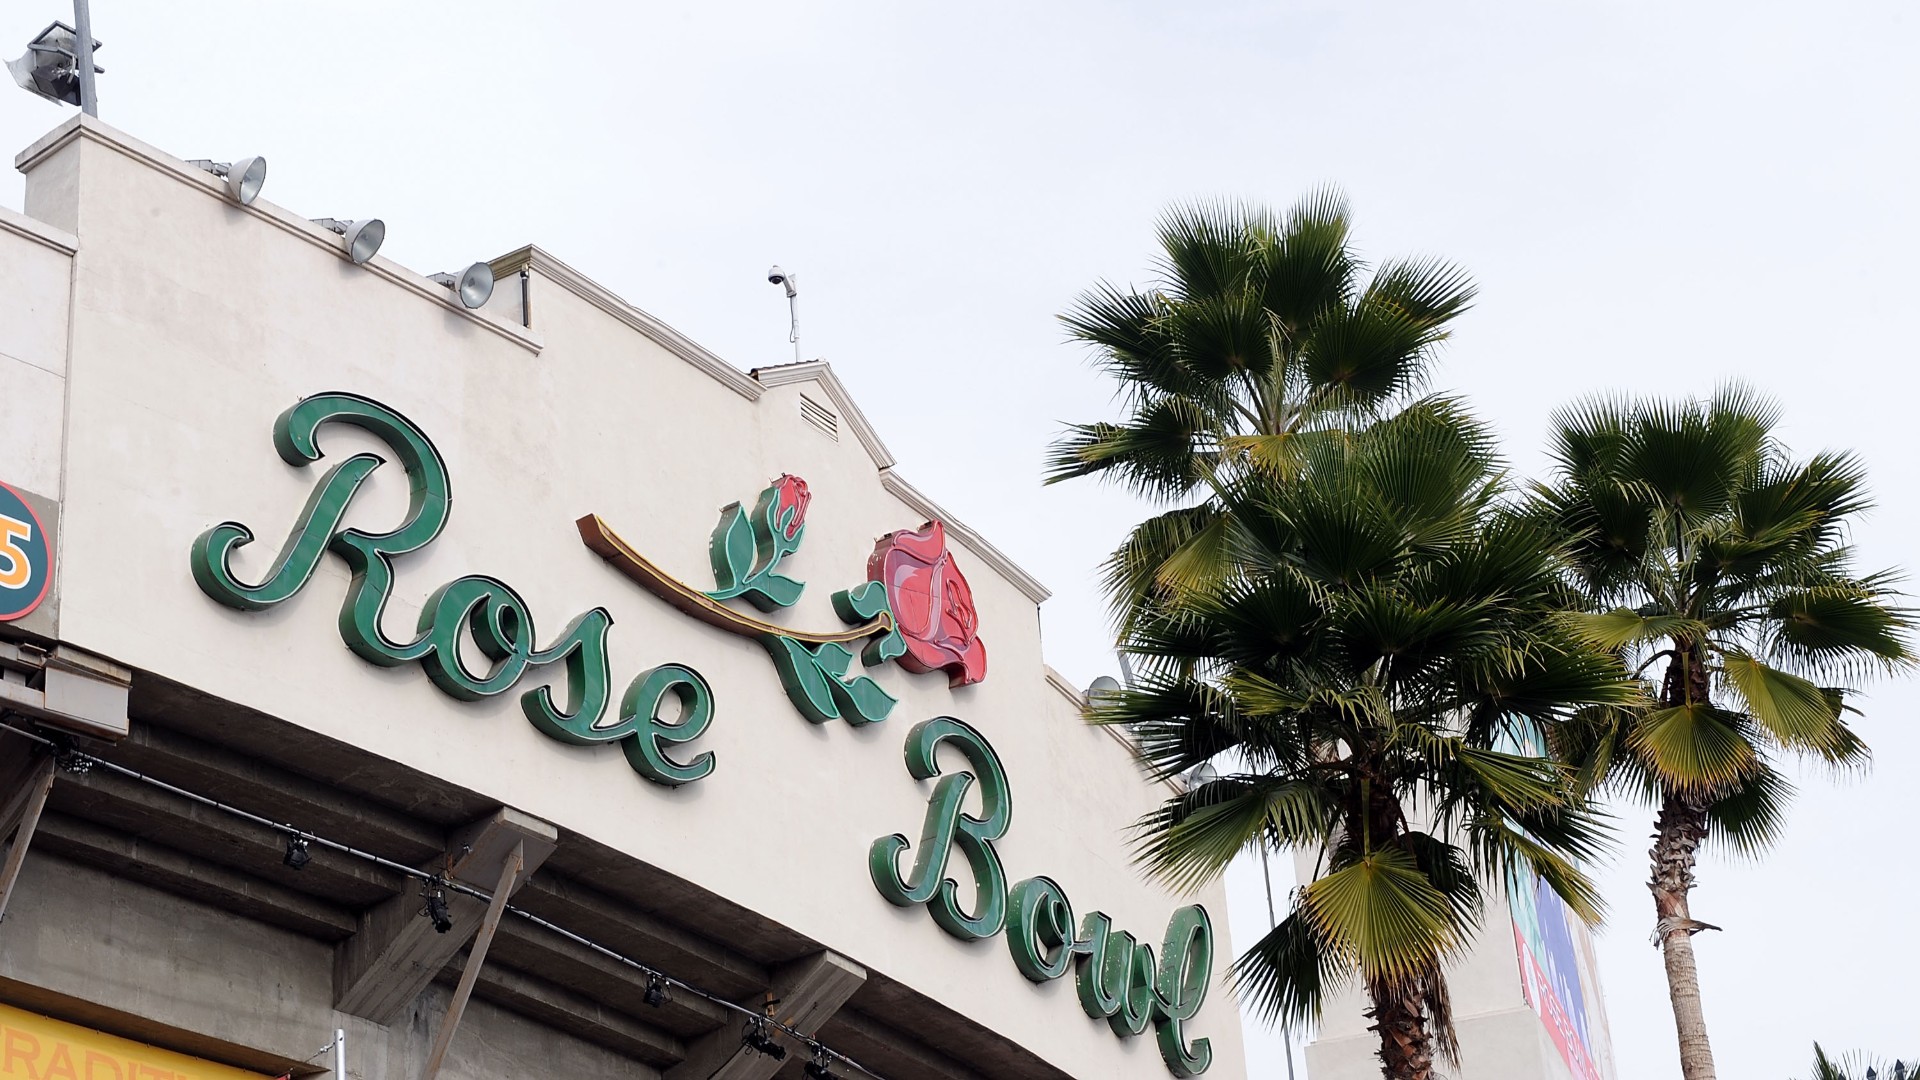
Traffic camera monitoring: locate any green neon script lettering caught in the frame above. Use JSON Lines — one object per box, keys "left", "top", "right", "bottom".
{"left": 192, "top": 392, "right": 699, "bottom": 785}
{"left": 1006, "top": 876, "right": 1075, "bottom": 982}
{"left": 619, "top": 664, "right": 717, "bottom": 786}
{"left": 870, "top": 719, "right": 1214, "bottom": 1075}
{"left": 1153, "top": 905, "right": 1215, "bottom": 1077}
{"left": 867, "top": 716, "right": 1010, "bottom": 940}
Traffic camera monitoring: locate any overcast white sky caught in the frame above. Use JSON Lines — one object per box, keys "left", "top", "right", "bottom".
{"left": 5, "top": 2, "right": 1915, "bottom": 1077}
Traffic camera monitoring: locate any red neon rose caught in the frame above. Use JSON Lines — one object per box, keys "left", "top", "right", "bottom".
{"left": 772, "top": 474, "right": 811, "bottom": 540}
{"left": 869, "top": 521, "right": 987, "bottom": 687}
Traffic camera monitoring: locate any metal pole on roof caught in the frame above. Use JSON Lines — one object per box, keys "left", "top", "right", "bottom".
{"left": 333, "top": 1028, "right": 346, "bottom": 1079}
{"left": 70, "top": 0, "right": 98, "bottom": 116}
{"left": 1260, "top": 842, "right": 1299, "bottom": 1080}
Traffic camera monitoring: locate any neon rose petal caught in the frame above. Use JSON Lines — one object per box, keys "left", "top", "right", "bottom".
{"left": 772, "top": 474, "right": 811, "bottom": 539}
{"left": 868, "top": 520, "right": 987, "bottom": 687}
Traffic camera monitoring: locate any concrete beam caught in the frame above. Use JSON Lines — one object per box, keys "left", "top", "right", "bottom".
{"left": 0, "top": 731, "right": 51, "bottom": 832}
{"left": 0, "top": 753, "right": 55, "bottom": 922}
{"left": 51, "top": 764, "right": 400, "bottom": 904}
{"left": 111, "top": 721, "right": 444, "bottom": 864}
{"left": 33, "top": 811, "right": 358, "bottom": 940}
{"left": 423, "top": 841, "right": 525, "bottom": 1079}
{"left": 663, "top": 951, "right": 866, "bottom": 1080}
{"left": 516, "top": 873, "right": 769, "bottom": 999}
{"left": 334, "top": 808, "right": 556, "bottom": 1024}
{"left": 462, "top": 957, "right": 688, "bottom": 1069}
{"left": 487, "top": 916, "right": 730, "bottom": 1034}
{"left": 821, "top": 1008, "right": 993, "bottom": 1080}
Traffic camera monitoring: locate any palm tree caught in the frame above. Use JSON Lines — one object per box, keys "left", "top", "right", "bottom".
{"left": 1093, "top": 402, "right": 1635, "bottom": 1080}
{"left": 1046, "top": 192, "right": 1475, "bottom": 624}
{"left": 1798, "top": 1044, "right": 1916, "bottom": 1080}
{"left": 1534, "top": 386, "right": 1914, "bottom": 1080}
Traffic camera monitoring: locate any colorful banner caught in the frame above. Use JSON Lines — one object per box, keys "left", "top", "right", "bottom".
{"left": 0, "top": 1002, "right": 267, "bottom": 1080}
{"left": 1508, "top": 876, "right": 1603, "bottom": 1080}
{"left": 1497, "top": 724, "right": 1616, "bottom": 1080}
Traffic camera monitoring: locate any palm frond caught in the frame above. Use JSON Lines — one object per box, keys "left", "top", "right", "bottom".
{"left": 1628, "top": 704, "right": 1758, "bottom": 795}
{"left": 1557, "top": 609, "right": 1707, "bottom": 651}
{"left": 1702, "top": 762, "right": 1792, "bottom": 857}
{"left": 1230, "top": 906, "right": 1348, "bottom": 1028}
{"left": 1718, "top": 649, "right": 1844, "bottom": 751}
{"left": 1303, "top": 847, "right": 1468, "bottom": 984}
{"left": 1134, "top": 775, "right": 1334, "bottom": 891}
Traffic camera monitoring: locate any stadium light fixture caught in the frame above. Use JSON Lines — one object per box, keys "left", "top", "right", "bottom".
{"left": 313, "top": 218, "right": 386, "bottom": 265}
{"left": 186, "top": 157, "right": 268, "bottom": 206}
{"left": 431, "top": 263, "right": 494, "bottom": 309}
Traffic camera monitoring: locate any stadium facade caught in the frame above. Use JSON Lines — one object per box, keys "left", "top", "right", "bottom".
{"left": 0, "top": 114, "right": 1248, "bottom": 1080}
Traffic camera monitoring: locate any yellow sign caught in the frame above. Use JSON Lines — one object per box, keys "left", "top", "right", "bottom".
{"left": 0, "top": 1002, "right": 268, "bottom": 1080}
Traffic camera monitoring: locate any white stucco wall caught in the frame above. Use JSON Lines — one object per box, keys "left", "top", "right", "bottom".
{"left": 6, "top": 115, "right": 1246, "bottom": 1080}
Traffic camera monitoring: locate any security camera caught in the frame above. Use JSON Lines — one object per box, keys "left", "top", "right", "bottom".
{"left": 767, "top": 265, "right": 796, "bottom": 298}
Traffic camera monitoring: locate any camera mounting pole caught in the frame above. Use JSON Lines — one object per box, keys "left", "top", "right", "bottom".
{"left": 767, "top": 266, "right": 800, "bottom": 364}
{"left": 70, "top": 0, "right": 97, "bottom": 115}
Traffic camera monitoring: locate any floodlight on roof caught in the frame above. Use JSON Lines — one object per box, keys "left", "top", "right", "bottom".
{"left": 1181, "top": 762, "right": 1220, "bottom": 793}
{"left": 186, "top": 156, "right": 268, "bottom": 206}
{"left": 313, "top": 218, "right": 385, "bottom": 265}
{"left": 6, "top": 19, "right": 102, "bottom": 112}
{"left": 431, "top": 263, "right": 495, "bottom": 309}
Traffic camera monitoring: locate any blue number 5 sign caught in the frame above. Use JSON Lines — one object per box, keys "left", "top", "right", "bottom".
{"left": 0, "top": 481, "right": 51, "bottom": 622}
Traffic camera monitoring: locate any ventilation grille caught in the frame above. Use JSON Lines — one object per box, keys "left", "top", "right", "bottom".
{"left": 800, "top": 394, "right": 839, "bottom": 441}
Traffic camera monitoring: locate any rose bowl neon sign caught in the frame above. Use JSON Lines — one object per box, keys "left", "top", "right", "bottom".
{"left": 187, "top": 391, "right": 1214, "bottom": 1075}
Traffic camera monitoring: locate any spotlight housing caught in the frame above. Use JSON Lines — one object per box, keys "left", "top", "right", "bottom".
{"left": 431, "top": 263, "right": 494, "bottom": 309}
{"left": 313, "top": 218, "right": 385, "bottom": 265}
{"left": 186, "top": 157, "right": 267, "bottom": 206}
{"left": 1180, "top": 761, "right": 1219, "bottom": 793}
{"left": 742, "top": 1018, "right": 786, "bottom": 1061}
{"left": 643, "top": 973, "right": 670, "bottom": 1009}
{"left": 804, "top": 1045, "right": 835, "bottom": 1079}
{"left": 283, "top": 834, "right": 311, "bottom": 870}
{"left": 420, "top": 878, "right": 454, "bottom": 934}
{"left": 7, "top": 21, "right": 100, "bottom": 108}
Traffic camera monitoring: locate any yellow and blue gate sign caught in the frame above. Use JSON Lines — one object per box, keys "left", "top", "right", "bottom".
{"left": 0, "top": 480, "right": 51, "bottom": 622}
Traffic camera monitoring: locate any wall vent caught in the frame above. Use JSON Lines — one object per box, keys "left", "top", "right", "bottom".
{"left": 800, "top": 394, "right": 839, "bottom": 441}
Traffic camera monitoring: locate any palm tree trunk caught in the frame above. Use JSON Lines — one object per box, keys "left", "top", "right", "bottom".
{"left": 1367, "top": 981, "right": 1435, "bottom": 1080}
{"left": 1651, "top": 794, "right": 1716, "bottom": 1080}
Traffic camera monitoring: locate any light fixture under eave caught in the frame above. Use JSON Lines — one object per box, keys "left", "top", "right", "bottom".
{"left": 7, "top": 21, "right": 102, "bottom": 109}
{"left": 186, "top": 156, "right": 267, "bottom": 206}
{"left": 431, "top": 262, "right": 494, "bottom": 309}
{"left": 742, "top": 1018, "right": 787, "bottom": 1062}
{"left": 313, "top": 218, "right": 385, "bottom": 264}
